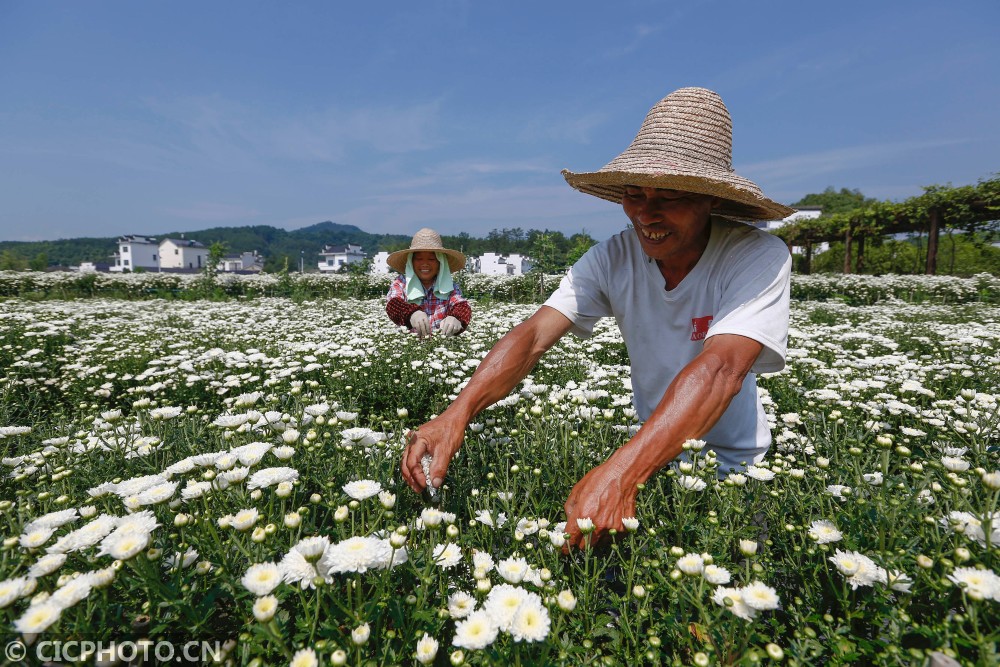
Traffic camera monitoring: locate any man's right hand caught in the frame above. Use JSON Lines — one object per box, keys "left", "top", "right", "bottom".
{"left": 401, "top": 415, "right": 466, "bottom": 494}
{"left": 409, "top": 310, "right": 431, "bottom": 338}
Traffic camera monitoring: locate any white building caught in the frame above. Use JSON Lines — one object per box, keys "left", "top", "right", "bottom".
{"left": 217, "top": 251, "right": 265, "bottom": 272}
{"left": 159, "top": 237, "right": 209, "bottom": 270}
{"left": 755, "top": 207, "right": 826, "bottom": 253}
{"left": 110, "top": 235, "right": 159, "bottom": 272}
{"left": 475, "top": 252, "right": 533, "bottom": 276}
{"left": 318, "top": 244, "right": 365, "bottom": 272}
{"left": 370, "top": 251, "right": 392, "bottom": 274}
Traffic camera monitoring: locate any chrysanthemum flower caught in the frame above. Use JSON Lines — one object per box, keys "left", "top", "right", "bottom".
{"left": 497, "top": 556, "right": 529, "bottom": 584}
{"left": 13, "top": 602, "right": 62, "bottom": 634}
{"left": 712, "top": 587, "right": 755, "bottom": 621}
{"left": 676, "top": 553, "right": 705, "bottom": 576}
{"left": 744, "top": 466, "right": 776, "bottom": 481}
{"left": 231, "top": 508, "right": 260, "bottom": 532}
{"left": 741, "top": 581, "right": 780, "bottom": 610}
{"left": 948, "top": 567, "right": 1000, "bottom": 601}
{"left": 324, "top": 536, "right": 392, "bottom": 574}
{"left": 247, "top": 467, "right": 299, "bottom": 490}
{"left": 510, "top": 598, "right": 550, "bottom": 642}
{"left": 808, "top": 519, "right": 843, "bottom": 544}
{"left": 453, "top": 609, "right": 499, "bottom": 650}
{"left": 289, "top": 647, "right": 319, "bottom": 667}
{"left": 415, "top": 633, "right": 439, "bottom": 664}
{"left": 242, "top": 563, "right": 283, "bottom": 596}
{"left": 556, "top": 589, "right": 577, "bottom": 612}
{"left": 703, "top": 564, "right": 732, "bottom": 585}
{"left": 447, "top": 591, "right": 476, "bottom": 619}
{"left": 343, "top": 479, "right": 382, "bottom": 500}
{"left": 433, "top": 543, "right": 462, "bottom": 569}
{"left": 352, "top": 622, "right": 371, "bottom": 645}
{"left": 677, "top": 475, "right": 707, "bottom": 491}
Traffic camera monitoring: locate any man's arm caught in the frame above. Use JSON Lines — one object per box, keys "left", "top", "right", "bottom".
{"left": 563, "top": 333, "right": 763, "bottom": 550}
{"left": 401, "top": 305, "right": 573, "bottom": 493}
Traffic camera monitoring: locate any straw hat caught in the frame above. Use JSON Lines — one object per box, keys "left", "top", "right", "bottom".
{"left": 562, "top": 87, "right": 793, "bottom": 221}
{"left": 387, "top": 228, "right": 467, "bottom": 274}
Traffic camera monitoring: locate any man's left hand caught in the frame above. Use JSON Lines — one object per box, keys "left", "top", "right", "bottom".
{"left": 563, "top": 461, "right": 638, "bottom": 551}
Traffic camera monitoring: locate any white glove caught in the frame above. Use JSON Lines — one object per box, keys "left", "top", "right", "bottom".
{"left": 439, "top": 315, "right": 463, "bottom": 337}
{"left": 409, "top": 310, "right": 431, "bottom": 338}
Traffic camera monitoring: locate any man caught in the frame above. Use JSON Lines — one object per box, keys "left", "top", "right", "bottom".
{"left": 401, "top": 87, "right": 794, "bottom": 550}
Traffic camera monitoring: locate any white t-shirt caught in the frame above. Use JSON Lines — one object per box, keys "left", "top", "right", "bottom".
{"left": 543, "top": 218, "right": 791, "bottom": 473}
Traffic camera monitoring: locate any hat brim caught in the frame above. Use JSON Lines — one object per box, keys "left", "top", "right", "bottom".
{"left": 562, "top": 169, "right": 794, "bottom": 221}
{"left": 387, "top": 247, "right": 466, "bottom": 275}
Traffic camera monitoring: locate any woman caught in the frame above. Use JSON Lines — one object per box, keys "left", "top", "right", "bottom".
{"left": 385, "top": 228, "right": 471, "bottom": 338}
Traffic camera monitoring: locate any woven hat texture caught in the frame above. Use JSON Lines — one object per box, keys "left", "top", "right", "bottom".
{"left": 562, "top": 87, "right": 793, "bottom": 221}
{"left": 387, "top": 228, "right": 466, "bottom": 274}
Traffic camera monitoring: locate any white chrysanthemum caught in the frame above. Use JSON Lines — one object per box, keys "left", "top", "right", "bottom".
{"left": 149, "top": 406, "right": 183, "bottom": 420}
{"left": 324, "top": 536, "right": 392, "bottom": 574}
{"left": 829, "top": 549, "right": 885, "bottom": 589}
{"left": 453, "top": 609, "right": 499, "bottom": 650}
{"left": 20, "top": 526, "right": 55, "bottom": 550}
{"left": 231, "top": 508, "right": 260, "bottom": 531}
{"left": 26, "top": 508, "right": 80, "bottom": 532}
{"left": 941, "top": 456, "right": 970, "bottom": 472}
{"left": 213, "top": 413, "right": 251, "bottom": 429}
{"left": 676, "top": 553, "right": 705, "bottom": 576}
{"left": 0, "top": 576, "right": 33, "bottom": 609}
{"left": 136, "top": 481, "right": 178, "bottom": 506}
{"left": 808, "top": 520, "right": 843, "bottom": 544}
{"left": 515, "top": 518, "right": 539, "bottom": 535}
{"left": 415, "top": 632, "right": 439, "bottom": 664}
{"left": 242, "top": 563, "right": 283, "bottom": 596}
{"left": 497, "top": 556, "right": 529, "bottom": 584}
{"left": 484, "top": 584, "right": 532, "bottom": 631}
{"left": 182, "top": 480, "right": 214, "bottom": 501}
{"left": 271, "top": 446, "right": 296, "bottom": 460}
{"left": 48, "top": 514, "right": 118, "bottom": 554}
{"left": 219, "top": 466, "right": 250, "bottom": 486}
{"left": 471, "top": 550, "right": 495, "bottom": 573}
{"left": 232, "top": 442, "right": 273, "bottom": 466}
{"left": 826, "top": 485, "right": 851, "bottom": 500}
{"left": 247, "top": 466, "right": 299, "bottom": 490}
{"left": 447, "top": 591, "right": 476, "bottom": 619}
{"left": 703, "top": 564, "right": 732, "bottom": 585}
{"left": 622, "top": 516, "right": 640, "bottom": 531}
{"left": 886, "top": 570, "right": 913, "bottom": 593}
{"left": 343, "top": 479, "right": 382, "bottom": 500}
{"left": 280, "top": 537, "right": 333, "bottom": 589}
{"left": 420, "top": 507, "right": 445, "bottom": 527}
{"left": 712, "top": 586, "right": 756, "bottom": 621}
{"left": 741, "top": 581, "right": 780, "bottom": 610}
{"left": 948, "top": 567, "right": 1000, "bottom": 601}
{"left": 289, "top": 647, "right": 319, "bottom": 667}
{"left": 744, "top": 466, "right": 776, "bottom": 481}
{"left": 13, "top": 602, "right": 62, "bottom": 634}
{"left": 253, "top": 595, "right": 279, "bottom": 622}
{"left": 29, "top": 553, "right": 68, "bottom": 578}
{"left": 50, "top": 574, "right": 94, "bottom": 610}
{"left": 432, "top": 543, "right": 462, "bottom": 569}
{"left": 556, "top": 589, "right": 577, "bottom": 612}
{"left": 102, "top": 531, "right": 150, "bottom": 561}
{"left": 862, "top": 472, "right": 883, "bottom": 486}
{"left": 510, "top": 598, "right": 550, "bottom": 643}
{"left": 677, "top": 475, "right": 707, "bottom": 491}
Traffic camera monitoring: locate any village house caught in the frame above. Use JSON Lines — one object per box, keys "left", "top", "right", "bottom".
{"left": 217, "top": 250, "right": 265, "bottom": 273}
{"left": 475, "top": 252, "right": 533, "bottom": 276}
{"left": 159, "top": 237, "right": 209, "bottom": 271}
{"left": 110, "top": 235, "right": 159, "bottom": 272}
{"left": 318, "top": 244, "right": 365, "bottom": 272}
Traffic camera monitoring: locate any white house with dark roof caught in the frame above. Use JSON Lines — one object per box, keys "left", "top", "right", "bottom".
{"left": 110, "top": 235, "right": 159, "bottom": 272}
{"left": 475, "top": 252, "right": 533, "bottom": 276}
{"left": 318, "top": 244, "right": 365, "bottom": 272}
{"left": 217, "top": 251, "right": 265, "bottom": 272}
{"left": 159, "top": 237, "right": 209, "bottom": 270}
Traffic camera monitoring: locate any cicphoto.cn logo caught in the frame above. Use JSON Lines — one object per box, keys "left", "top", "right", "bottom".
{"left": 5, "top": 638, "right": 226, "bottom": 664}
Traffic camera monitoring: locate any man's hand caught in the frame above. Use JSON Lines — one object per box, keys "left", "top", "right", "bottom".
{"left": 401, "top": 415, "right": 466, "bottom": 494}
{"left": 563, "top": 460, "right": 638, "bottom": 551}
{"left": 409, "top": 310, "right": 431, "bottom": 338}
{"left": 439, "top": 315, "right": 463, "bottom": 337}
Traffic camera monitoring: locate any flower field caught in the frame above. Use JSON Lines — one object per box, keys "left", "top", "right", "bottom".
{"left": 1, "top": 280, "right": 998, "bottom": 666}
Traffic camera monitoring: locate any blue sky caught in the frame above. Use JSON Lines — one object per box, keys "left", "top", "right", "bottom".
{"left": 1, "top": 0, "right": 997, "bottom": 243}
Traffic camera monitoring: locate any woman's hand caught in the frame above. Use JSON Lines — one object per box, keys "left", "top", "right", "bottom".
{"left": 409, "top": 311, "right": 431, "bottom": 338}
{"left": 439, "top": 315, "right": 463, "bottom": 337}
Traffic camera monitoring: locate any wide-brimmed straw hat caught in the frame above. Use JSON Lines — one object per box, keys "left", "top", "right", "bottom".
{"left": 387, "top": 228, "right": 466, "bottom": 274}
{"left": 562, "top": 87, "right": 793, "bottom": 221}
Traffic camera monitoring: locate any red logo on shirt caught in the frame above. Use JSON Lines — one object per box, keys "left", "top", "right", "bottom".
{"left": 690, "top": 315, "right": 713, "bottom": 341}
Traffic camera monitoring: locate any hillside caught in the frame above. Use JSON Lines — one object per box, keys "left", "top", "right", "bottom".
{"left": 0, "top": 222, "right": 412, "bottom": 272}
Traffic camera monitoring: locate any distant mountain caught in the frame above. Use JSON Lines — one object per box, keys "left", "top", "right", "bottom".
{"left": 0, "top": 222, "right": 412, "bottom": 272}
{"left": 0, "top": 222, "right": 596, "bottom": 272}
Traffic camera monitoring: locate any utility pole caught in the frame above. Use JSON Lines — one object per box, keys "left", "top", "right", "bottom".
{"left": 299, "top": 251, "right": 304, "bottom": 274}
